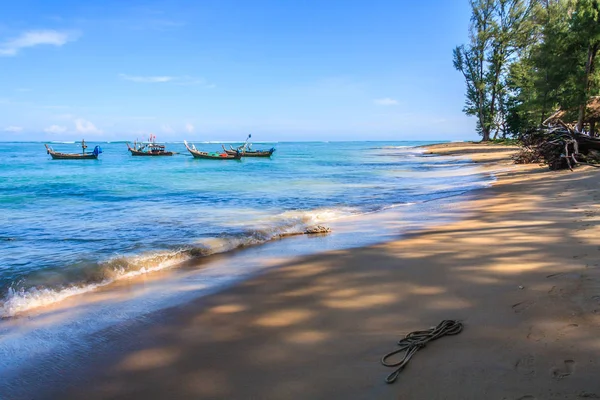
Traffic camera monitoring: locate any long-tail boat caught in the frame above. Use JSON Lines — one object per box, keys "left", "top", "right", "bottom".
{"left": 184, "top": 141, "right": 242, "bottom": 160}
{"left": 223, "top": 134, "right": 275, "bottom": 157}
{"left": 223, "top": 145, "right": 275, "bottom": 157}
{"left": 127, "top": 135, "right": 174, "bottom": 156}
{"left": 45, "top": 140, "right": 102, "bottom": 160}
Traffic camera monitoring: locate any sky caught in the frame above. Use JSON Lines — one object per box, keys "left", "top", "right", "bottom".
{"left": 0, "top": 0, "right": 476, "bottom": 142}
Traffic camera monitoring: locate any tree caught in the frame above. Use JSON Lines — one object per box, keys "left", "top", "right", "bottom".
{"left": 505, "top": 0, "right": 573, "bottom": 134}
{"left": 454, "top": 0, "right": 535, "bottom": 141}
{"left": 454, "top": 0, "right": 496, "bottom": 141}
{"left": 570, "top": 0, "right": 600, "bottom": 132}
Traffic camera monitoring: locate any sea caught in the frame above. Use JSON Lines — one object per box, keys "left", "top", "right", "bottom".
{"left": 0, "top": 140, "right": 500, "bottom": 395}
{"left": 0, "top": 140, "right": 490, "bottom": 318}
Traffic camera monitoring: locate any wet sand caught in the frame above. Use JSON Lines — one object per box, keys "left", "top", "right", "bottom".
{"left": 37, "top": 143, "right": 600, "bottom": 399}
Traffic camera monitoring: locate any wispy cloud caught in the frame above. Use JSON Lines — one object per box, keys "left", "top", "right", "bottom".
{"left": 161, "top": 124, "right": 174, "bottom": 134}
{"left": 119, "top": 74, "right": 175, "bottom": 83}
{"left": 119, "top": 73, "right": 212, "bottom": 86}
{"left": 374, "top": 98, "right": 400, "bottom": 106}
{"left": 4, "top": 126, "right": 23, "bottom": 132}
{"left": 0, "top": 30, "right": 78, "bottom": 56}
{"left": 74, "top": 118, "right": 102, "bottom": 134}
{"left": 185, "top": 123, "right": 194, "bottom": 133}
{"left": 44, "top": 125, "right": 67, "bottom": 134}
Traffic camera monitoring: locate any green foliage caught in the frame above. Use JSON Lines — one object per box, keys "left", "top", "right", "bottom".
{"left": 454, "top": 0, "right": 535, "bottom": 140}
{"left": 455, "top": 0, "right": 600, "bottom": 139}
{"left": 505, "top": 0, "right": 574, "bottom": 134}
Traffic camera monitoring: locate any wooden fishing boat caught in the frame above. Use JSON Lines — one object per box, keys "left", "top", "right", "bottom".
{"left": 127, "top": 138, "right": 174, "bottom": 156}
{"left": 45, "top": 140, "right": 102, "bottom": 160}
{"left": 223, "top": 145, "right": 275, "bottom": 157}
{"left": 224, "top": 134, "right": 275, "bottom": 157}
{"left": 184, "top": 141, "right": 242, "bottom": 160}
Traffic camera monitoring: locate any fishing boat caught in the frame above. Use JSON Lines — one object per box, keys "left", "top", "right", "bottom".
{"left": 223, "top": 145, "right": 275, "bottom": 157}
{"left": 184, "top": 141, "right": 242, "bottom": 160}
{"left": 223, "top": 134, "right": 275, "bottom": 157}
{"left": 45, "top": 140, "right": 102, "bottom": 160}
{"left": 127, "top": 135, "right": 174, "bottom": 156}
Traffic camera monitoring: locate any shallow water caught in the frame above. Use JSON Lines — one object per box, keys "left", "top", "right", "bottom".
{"left": 0, "top": 141, "right": 486, "bottom": 316}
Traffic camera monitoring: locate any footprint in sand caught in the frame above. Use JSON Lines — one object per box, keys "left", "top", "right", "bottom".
{"left": 558, "top": 323, "right": 579, "bottom": 333}
{"left": 515, "top": 355, "right": 536, "bottom": 376}
{"left": 551, "top": 360, "right": 575, "bottom": 379}
{"left": 513, "top": 300, "right": 535, "bottom": 313}
{"left": 557, "top": 324, "right": 579, "bottom": 338}
{"left": 527, "top": 326, "right": 545, "bottom": 342}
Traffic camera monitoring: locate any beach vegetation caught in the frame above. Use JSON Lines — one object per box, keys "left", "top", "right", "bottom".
{"left": 455, "top": 0, "right": 600, "bottom": 140}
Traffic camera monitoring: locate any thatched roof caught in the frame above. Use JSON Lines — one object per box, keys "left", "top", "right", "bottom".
{"left": 549, "top": 96, "right": 600, "bottom": 124}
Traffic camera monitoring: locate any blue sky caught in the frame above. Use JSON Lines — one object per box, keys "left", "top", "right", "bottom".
{"left": 0, "top": 0, "right": 475, "bottom": 142}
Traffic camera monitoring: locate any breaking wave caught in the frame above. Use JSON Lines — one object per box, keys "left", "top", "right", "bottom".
{"left": 0, "top": 207, "right": 355, "bottom": 318}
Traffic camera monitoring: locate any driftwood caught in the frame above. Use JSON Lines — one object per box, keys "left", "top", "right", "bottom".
{"left": 304, "top": 225, "right": 332, "bottom": 235}
{"left": 277, "top": 225, "right": 332, "bottom": 238}
{"left": 514, "top": 119, "right": 600, "bottom": 170}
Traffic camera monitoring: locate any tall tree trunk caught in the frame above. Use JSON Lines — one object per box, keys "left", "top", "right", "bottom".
{"left": 481, "top": 127, "right": 491, "bottom": 141}
{"left": 577, "top": 43, "right": 599, "bottom": 132}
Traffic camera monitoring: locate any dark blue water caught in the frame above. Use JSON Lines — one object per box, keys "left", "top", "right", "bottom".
{"left": 0, "top": 141, "right": 486, "bottom": 316}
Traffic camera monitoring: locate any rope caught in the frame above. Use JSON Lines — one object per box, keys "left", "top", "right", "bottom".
{"left": 381, "top": 319, "right": 463, "bottom": 384}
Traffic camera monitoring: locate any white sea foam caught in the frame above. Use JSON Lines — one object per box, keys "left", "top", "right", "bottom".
{"left": 0, "top": 207, "right": 355, "bottom": 318}
{"left": 0, "top": 252, "right": 192, "bottom": 318}
{"left": 2, "top": 283, "right": 107, "bottom": 318}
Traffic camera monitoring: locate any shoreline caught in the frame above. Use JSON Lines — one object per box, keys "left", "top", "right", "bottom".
{"left": 5, "top": 143, "right": 600, "bottom": 399}
{"left": 0, "top": 143, "right": 487, "bottom": 319}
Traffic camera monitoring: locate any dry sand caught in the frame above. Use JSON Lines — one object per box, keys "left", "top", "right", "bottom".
{"left": 47, "top": 143, "right": 600, "bottom": 400}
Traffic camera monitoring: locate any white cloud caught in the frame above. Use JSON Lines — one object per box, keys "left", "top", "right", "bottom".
{"left": 0, "top": 30, "right": 78, "bottom": 56}
{"left": 161, "top": 124, "right": 174, "bottom": 134}
{"left": 44, "top": 125, "right": 67, "bottom": 134}
{"left": 185, "top": 123, "right": 194, "bottom": 133}
{"left": 374, "top": 98, "right": 400, "bottom": 106}
{"left": 4, "top": 126, "right": 23, "bottom": 132}
{"left": 119, "top": 74, "right": 175, "bottom": 83}
{"left": 74, "top": 118, "right": 102, "bottom": 134}
{"left": 119, "top": 73, "right": 211, "bottom": 86}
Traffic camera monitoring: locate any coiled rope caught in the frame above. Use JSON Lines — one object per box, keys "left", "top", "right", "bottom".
{"left": 381, "top": 319, "right": 463, "bottom": 384}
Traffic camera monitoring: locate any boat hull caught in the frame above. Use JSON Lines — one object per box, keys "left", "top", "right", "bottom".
{"left": 224, "top": 148, "right": 275, "bottom": 157}
{"left": 128, "top": 149, "right": 174, "bottom": 156}
{"left": 185, "top": 142, "right": 241, "bottom": 159}
{"left": 45, "top": 144, "right": 98, "bottom": 160}
{"left": 49, "top": 153, "right": 98, "bottom": 160}
{"left": 190, "top": 151, "right": 241, "bottom": 160}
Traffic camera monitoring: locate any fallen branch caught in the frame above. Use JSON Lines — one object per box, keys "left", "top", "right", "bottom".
{"left": 514, "top": 119, "right": 600, "bottom": 170}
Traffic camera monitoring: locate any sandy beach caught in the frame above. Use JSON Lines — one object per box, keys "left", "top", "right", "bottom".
{"left": 33, "top": 143, "right": 600, "bottom": 399}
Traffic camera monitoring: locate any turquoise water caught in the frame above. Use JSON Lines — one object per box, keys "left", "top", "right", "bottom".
{"left": 0, "top": 141, "right": 485, "bottom": 316}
